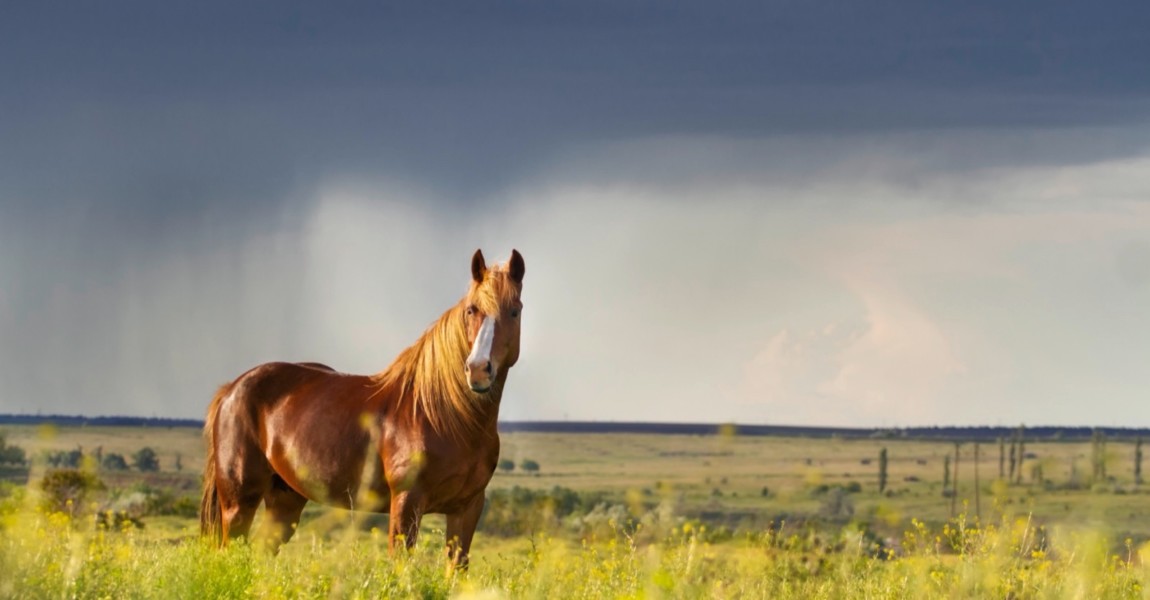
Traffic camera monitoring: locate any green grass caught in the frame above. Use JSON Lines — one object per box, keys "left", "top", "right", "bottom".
{"left": 6, "top": 426, "right": 1150, "bottom": 597}
{"left": 3, "top": 502, "right": 1150, "bottom": 599}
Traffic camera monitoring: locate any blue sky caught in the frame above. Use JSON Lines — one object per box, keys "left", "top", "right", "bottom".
{"left": 1, "top": 2, "right": 1148, "bottom": 425}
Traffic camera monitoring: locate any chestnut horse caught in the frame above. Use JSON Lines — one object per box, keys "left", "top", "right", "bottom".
{"left": 200, "top": 249, "right": 525, "bottom": 567}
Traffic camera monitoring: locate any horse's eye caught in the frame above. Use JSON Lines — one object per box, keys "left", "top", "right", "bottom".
{"left": 466, "top": 305, "right": 477, "bottom": 316}
{"left": 510, "top": 309, "right": 520, "bottom": 318}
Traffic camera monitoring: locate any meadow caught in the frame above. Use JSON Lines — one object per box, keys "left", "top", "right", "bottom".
{"left": 3, "top": 424, "right": 1150, "bottom": 598}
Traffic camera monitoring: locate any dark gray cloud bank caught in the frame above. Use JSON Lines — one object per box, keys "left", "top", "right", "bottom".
{"left": 1, "top": 2, "right": 1148, "bottom": 424}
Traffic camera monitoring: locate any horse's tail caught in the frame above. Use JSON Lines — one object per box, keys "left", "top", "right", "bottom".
{"left": 199, "top": 384, "right": 230, "bottom": 543}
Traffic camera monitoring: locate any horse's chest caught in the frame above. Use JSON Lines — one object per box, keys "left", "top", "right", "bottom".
{"left": 431, "top": 453, "right": 494, "bottom": 491}
{"left": 382, "top": 430, "right": 499, "bottom": 512}
{"left": 419, "top": 451, "right": 496, "bottom": 512}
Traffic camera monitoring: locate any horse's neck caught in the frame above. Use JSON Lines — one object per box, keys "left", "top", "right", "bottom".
{"left": 481, "top": 378, "right": 508, "bottom": 425}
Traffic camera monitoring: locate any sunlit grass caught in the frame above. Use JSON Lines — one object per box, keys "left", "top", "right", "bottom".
{"left": 3, "top": 495, "right": 1150, "bottom": 600}
{"left": 6, "top": 424, "right": 1150, "bottom": 598}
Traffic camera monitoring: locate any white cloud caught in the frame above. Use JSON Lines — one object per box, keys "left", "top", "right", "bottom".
{"left": 738, "top": 284, "right": 967, "bottom": 427}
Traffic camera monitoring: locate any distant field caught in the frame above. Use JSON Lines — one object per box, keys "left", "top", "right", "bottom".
{"left": 5, "top": 424, "right": 1150, "bottom": 540}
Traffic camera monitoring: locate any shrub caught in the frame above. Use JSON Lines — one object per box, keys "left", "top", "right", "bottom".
{"left": 132, "top": 447, "right": 160, "bottom": 472}
{"left": 138, "top": 486, "right": 198, "bottom": 517}
{"left": 519, "top": 459, "right": 540, "bottom": 473}
{"left": 567, "top": 502, "right": 632, "bottom": 541}
{"left": 95, "top": 510, "right": 144, "bottom": 531}
{"left": 810, "top": 482, "right": 861, "bottom": 497}
{"left": 817, "top": 487, "right": 854, "bottom": 520}
{"left": 45, "top": 449, "right": 83, "bottom": 469}
{"left": 101, "top": 453, "right": 129, "bottom": 471}
{"left": 39, "top": 469, "right": 104, "bottom": 515}
{"left": 480, "top": 485, "right": 606, "bottom": 537}
{"left": 0, "top": 434, "right": 27, "bottom": 466}
{"left": 498, "top": 458, "right": 515, "bottom": 472}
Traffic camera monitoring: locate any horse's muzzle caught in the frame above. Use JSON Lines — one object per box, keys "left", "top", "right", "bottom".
{"left": 466, "top": 360, "right": 495, "bottom": 393}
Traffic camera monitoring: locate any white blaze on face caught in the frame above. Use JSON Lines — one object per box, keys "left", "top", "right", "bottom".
{"left": 466, "top": 315, "right": 497, "bottom": 372}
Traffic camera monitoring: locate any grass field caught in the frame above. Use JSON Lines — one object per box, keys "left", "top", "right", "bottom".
{"left": 3, "top": 424, "right": 1150, "bottom": 598}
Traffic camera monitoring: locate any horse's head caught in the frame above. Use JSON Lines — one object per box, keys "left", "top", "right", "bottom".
{"left": 462, "top": 248, "right": 525, "bottom": 393}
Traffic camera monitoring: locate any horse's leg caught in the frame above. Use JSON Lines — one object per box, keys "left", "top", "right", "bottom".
{"left": 445, "top": 493, "right": 486, "bottom": 569}
{"left": 258, "top": 477, "right": 308, "bottom": 553}
{"left": 217, "top": 445, "right": 273, "bottom": 544}
{"left": 213, "top": 383, "right": 279, "bottom": 545}
{"left": 388, "top": 489, "right": 424, "bottom": 552}
{"left": 219, "top": 488, "right": 262, "bottom": 542}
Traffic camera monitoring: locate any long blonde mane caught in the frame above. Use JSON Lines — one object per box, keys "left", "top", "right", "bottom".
{"left": 375, "top": 264, "right": 520, "bottom": 439}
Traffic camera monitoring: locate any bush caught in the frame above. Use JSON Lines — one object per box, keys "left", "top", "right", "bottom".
{"left": 498, "top": 458, "right": 515, "bottom": 472}
{"left": 40, "top": 469, "right": 104, "bottom": 515}
{"left": 0, "top": 434, "right": 27, "bottom": 466}
{"left": 102, "top": 453, "right": 129, "bottom": 471}
{"left": 519, "top": 459, "right": 540, "bottom": 473}
{"left": 95, "top": 510, "right": 144, "bottom": 531}
{"left": 45, "top": 449, "right": 83, "bottom": 469}
{"left": 810, "top": 482, "right": 861, "bottom": 497}
{"left": 139, "top": 486, "right": 198, "bottom": 517}
{"left": 480, "top": 485, "right": 606, "bottom": 537}
{"left": 566, "top": 502, "right": 632, "bottom": 541}
{"left": 817, "top": 487, "right": 855, "bottom": 520}
{"left": 132, "top": 447, "right": 160, "bottom": 472}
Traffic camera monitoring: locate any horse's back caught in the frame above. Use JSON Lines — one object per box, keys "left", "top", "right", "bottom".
{"left": 215, "top": 362, "right": 312, "bottom": 438}
{"left": 296, "top": 362, "right": 337, "bottom": 372}
{"left": 213, "top": 361, "right": 385, "bottom": 506}
{"left": 226, "top": 361, "right": 341, "bottom": 403}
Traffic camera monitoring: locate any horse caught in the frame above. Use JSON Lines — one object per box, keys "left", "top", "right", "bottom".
{"left": 200, "top": 248, "right": 525, "bottom": 568}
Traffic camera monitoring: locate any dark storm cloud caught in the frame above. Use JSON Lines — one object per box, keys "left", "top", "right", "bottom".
{"left": 3, "top": 1, "right": 1149, "bottom": 211}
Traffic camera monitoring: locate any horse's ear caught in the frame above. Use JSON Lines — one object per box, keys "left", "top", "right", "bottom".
{"left": 471, "top": 249, "right": 487, "bottom": 283}
{"left": 509, "top": 249, "right": 525, "bottom": 283}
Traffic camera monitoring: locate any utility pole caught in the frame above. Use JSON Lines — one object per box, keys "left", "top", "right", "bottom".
{"left": 1136, "top": 437, "right": 1144, "bottom": 485}
{"left": 950, "top": 441, "right": 961, "bottom": 518}
{"left": 998, "top": 437, "right": 1005, "bottom": 480}
{"left": 974, "top": 442, "right": 981, "bottom": 520}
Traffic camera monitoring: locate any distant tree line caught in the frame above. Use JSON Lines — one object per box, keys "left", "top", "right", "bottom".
{"left": 6, "top": 414, "right": 1150, "bottom": 441}
{"left": 42, "top": 446, "right": 163, "bottom": 472}
{"left": 0, "top": 414, "right": 203, "bottom": 428}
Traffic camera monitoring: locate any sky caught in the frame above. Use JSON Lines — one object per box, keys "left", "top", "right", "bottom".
{"left": 1, "top": 2, "right": 1149, "bottom": 427}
